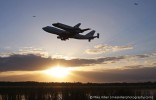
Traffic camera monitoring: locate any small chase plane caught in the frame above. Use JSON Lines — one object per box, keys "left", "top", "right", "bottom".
{"left": 42, "top": 22, "right": 99, "bottom": 42}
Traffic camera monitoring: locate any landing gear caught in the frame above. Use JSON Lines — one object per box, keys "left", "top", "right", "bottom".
{"left": 57, "top": 36, "right": 69, "bottom": 41}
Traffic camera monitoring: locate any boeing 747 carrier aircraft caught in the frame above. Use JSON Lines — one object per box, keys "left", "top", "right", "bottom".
{"left": 42, "top": 22, "right": 99, "bottom": 42}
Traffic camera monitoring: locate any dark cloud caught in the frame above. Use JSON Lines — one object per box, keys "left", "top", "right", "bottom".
{"left": 0, "top": 54, "right": 124, "bottom": 71}
{"left": 152, "top": 63, "right": 156, "bottom": 65}
{"left": 0, "top": 54, "right": 52, "bottom": 71}
{"left": 124, "top": 65, "right": 143, "bottom": 69}
{"left": 0, "top": 72, "right": 44, "bottom": 82}
{"left": 134, "top": 54, "right": 150, "bottom": 58}
{"left": 73, "top": 67, "right": 156, "bottom": 82}
{"left": 0, "top": 53, "right": 155, "bottom": 71}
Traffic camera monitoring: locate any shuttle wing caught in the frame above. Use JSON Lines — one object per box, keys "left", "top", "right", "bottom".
{"left": 74, "top": 23, "right": 81, "bottom": 28}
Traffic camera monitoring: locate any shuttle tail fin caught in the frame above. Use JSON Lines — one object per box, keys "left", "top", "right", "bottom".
{"left": 81, "top": 28, "right": 91, "bottom": 33}
{"left": 74, "top": 23, "right": 81, "bottom": 28}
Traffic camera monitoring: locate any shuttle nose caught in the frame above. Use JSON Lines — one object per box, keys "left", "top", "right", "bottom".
{"left": 42, "top": 27, "right": 46, "bottom": 31}
{"left": 52, "top": 23, "right": 59, "bottom": 26}
{"left": 42, "top": 26, "right": 51, "bottom": 33}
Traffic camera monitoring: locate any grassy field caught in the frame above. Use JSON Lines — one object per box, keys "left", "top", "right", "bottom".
{"left": 0, "top": 82, "right": 155, "bottom": 100}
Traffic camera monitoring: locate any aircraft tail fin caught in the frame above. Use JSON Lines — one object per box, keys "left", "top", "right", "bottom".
{"left": 97, "top": 33, "right": 99, "bottom": 38}
{"left": 85, "top": 30, "right": 95, "bottom": 37}
{"left": 87, "top": 31, "right": 99, "bottom": 42}
{"left": 74, "top": 23, "right": 81, "bottom": 28}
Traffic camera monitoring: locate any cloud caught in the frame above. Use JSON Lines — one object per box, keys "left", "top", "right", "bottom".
{"left": 124, "top": 65, "right": 143, "bottom": 69}
{"left": 72, "top": 66, "right": 156, "bottom": 82}
{"left": 0, "top": 47, "right": 49, "bottom": 57}
{"left": 0, "top": 53, "right": 155, "bottom": 82}
{"left": 126, "top": 53, "right": 156, "bottom": 61}
{"left": 1, "top": 66, "right": 156, "bottom": 82}
{"left": 18, "top": 47, "right": 49, "bottom": 58}
{"left": 86, "top": 44, "right": 133, "bottom": 54}
{"left": 0, "top": 54, "right": 123, "bottom": 71}
{"left": 0, "top": 53, "right": 155, "bottom": 71}
{"left": 0, "top": 54, "right": 52, "bottom": 71}
{"left": 152, "top": 63, "right": 156, "bottom": 66}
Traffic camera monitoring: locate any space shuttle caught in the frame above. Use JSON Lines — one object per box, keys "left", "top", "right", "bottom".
{"left": 52, "top": 22, "right": 90, "bottom": 33}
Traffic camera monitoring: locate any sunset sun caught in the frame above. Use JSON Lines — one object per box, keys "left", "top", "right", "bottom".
{"left": 43, "top": 66, "right": 70, "bottom": 78}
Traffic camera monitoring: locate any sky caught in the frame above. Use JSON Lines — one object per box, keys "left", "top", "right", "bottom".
{"left": 0, "top": 0, "right": 156, "bottom": 83}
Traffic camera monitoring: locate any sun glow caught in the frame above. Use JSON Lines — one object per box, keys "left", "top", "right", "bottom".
{"left": 43, "top": 66, "right": 71, "bottom": 78}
